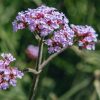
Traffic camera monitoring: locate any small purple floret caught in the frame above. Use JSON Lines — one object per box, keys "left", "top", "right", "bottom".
{"left": 71, "top": 24, "right": 98, "bottom": 50}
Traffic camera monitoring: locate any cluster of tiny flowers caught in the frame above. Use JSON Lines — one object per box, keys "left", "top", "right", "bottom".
{"left": 13, "top": 5, "right": 98, "bottom": 53}
{"left": 12, "top": 5, "right": 74, "bottom": 53}
{"left": 0, "top": 53, "right": 24, "bottom": 90}
{"left": 45, "top": 25, "right": 74, "bottom": 53}
{"left": 12, "top": 5, "right": 69, "bottom": 37}
{"left": 71, "top": 24, "right": 98, "bottom": 50}
{"left": 26, "top": 45, "right": 39, "bottom": 59}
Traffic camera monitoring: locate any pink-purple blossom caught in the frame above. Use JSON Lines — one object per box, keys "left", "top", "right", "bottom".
{"left": 45, "top": 25, "right": 74, "bottom": 53}
{"left": 12, "top": 5, "right": 74, "bottom": 53}
{"left": 71, "top": 24, "right": 98, "bottom": 50}
{"left": 12, "top": 5, "right": 98, "bottom": 53}
{"left": 0, "top": 53, "right": 24, "bottom": 90}
{"left": 12, "top": 5, "right": 69, "bottom": 37}
{"left": 26, "top": 45, "right": 39, "bottom": 59}
{"left": 1, "top": 53, "right": 16, "bottom": 66}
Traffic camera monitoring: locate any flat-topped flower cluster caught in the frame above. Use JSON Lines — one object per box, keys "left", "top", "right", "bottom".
{"left": 12, "top": 5, "right": 69, "bottom": 36}
{"left": 0, "top": 53, "right": 24, "bottom": 90}
{"left": 12, "top": 5, "right": 74, "bottom": 53}
{"left": 71, "top": 24, "right": 98, "bottom": 50}
{"left": 12, "top": 5, "right": 98, "bottom": 53}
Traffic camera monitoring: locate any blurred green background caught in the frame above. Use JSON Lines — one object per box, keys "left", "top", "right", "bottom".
{"left": 0, "top": 0, "right": 100, "bottom": 100}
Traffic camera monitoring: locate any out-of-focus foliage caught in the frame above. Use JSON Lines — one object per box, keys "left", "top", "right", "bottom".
{"left": 0, "top": 0, "right": 100, "bottom": 100}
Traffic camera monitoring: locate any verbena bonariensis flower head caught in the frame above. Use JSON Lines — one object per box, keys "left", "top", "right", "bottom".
{"left": 0, "top": 53, "right": 24, "bottom": 90}
{"left": 12, "top": 5, "right": 74, "bottom": 53}
{"left": 12, "top": 5, "right": 69, "bottom": 37}
{"left": 26, "top": 45, "right": 39, "bottom": 59}
{"left": 45, "top": 25, "right": 74, "bottom": 53}
{"left": 71, "top": 24, "right": 98, "bottom": 50}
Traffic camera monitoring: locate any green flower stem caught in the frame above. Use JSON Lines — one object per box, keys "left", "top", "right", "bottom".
{"left": 23, "top": 68, "right": 42, "bottom": 75}
{"left": 29, "top": 38, "right": 43, "bottom": 100}
{"left": 39, "top": 46, "right": 68, "bottom": 70}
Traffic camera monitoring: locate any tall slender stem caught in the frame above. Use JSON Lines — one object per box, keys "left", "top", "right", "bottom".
{"left": 29, "top": 38, "right": 43, "bottom": 100}
{"left": 39, "top": 46, "right": 67, "bottom": 70}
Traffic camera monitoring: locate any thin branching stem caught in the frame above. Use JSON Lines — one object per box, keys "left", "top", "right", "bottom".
{"left": 23, "top": 68, "right": 41, "bottom": 75}
{"left": 39, "top": 46, "right": 68, "bottom": 70}
{"left": 29, "top": 38, "right": 43, "bottom": 100}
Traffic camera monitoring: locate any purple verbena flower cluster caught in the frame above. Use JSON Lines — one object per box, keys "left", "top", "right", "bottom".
{"left": 0, "top": 53, "right": 24, "bottom": 90}
{"left": 12, "top": 5, "right": 69, "bottom": 37}
{"left": 12, "top": 5, "right": 74, "bottom": 53}
{"left": 45, "top": 25, "right": 74, "bottom": 53}
{"left": 13, "top": 5, "right": 98, "bottom": 53}
{"left": 71, "top": 24, "right": 98, "bottom": 50}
